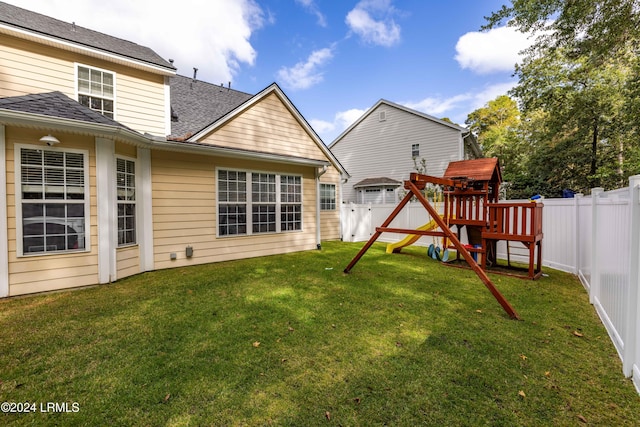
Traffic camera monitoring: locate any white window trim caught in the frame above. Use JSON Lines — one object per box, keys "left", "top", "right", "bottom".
{"left": 116, "top": 155, "right": 137, "bottom": 248}
{"left": 216, "top": 167, "right": 303, "bottom": 238}
{"left": 320, "top": 183, "right": 336, "bottom": 211}
{"left": 75, "top": 63, "right": 117, "bottom": 120}
{"left": 14, "top": 143, "right": 91, "bottom": 257}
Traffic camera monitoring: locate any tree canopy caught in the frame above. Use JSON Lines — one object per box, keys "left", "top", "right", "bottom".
{"left": 474, "top": 0, "right": 640, "bottom": 196}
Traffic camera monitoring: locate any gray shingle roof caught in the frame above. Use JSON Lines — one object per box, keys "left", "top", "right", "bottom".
{"left": 0, "top": 1, "right": 175, "bottom": 70}
{"left": 169, "top": 75, "right": 253, "bottom": 140}
{"left": 0, "top": 91, "right": 132, "bottom": 129}
{"left": 353, "top": 177, "right": 402, "bottom": 188}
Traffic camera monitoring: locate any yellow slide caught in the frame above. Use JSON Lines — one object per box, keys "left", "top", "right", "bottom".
{"left": 386, "top": 218, "right": 440, "bottom": 254}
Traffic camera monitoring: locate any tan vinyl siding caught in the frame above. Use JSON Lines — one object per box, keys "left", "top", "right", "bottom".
{"left": 115, "top": 141, "right": 137, "bottom": 157}
{"left": 151, "top": 150, "right": 318, "bottom": 270}
{"left": 0, "top": 36, "right": 74, "bottom": 97}
{"left": 331, "top": 104, "right": 462, "bottom": 203}
{"left": 117, "top": 245, "right": 139, "bottom": 279}
{"left": 115, "top": 71, "right": 166, "bottom": 136}
{"left": 198, "top": 93, "right": 327, "bottom": 161}
{"left": 0, "top": 35, "right": 167, "bottom": 136}
{"left": 5, "top": 127, "right": 99, "bottom": 296}
{"left": 320, "top": 167, "right": 341, "bottom": 240}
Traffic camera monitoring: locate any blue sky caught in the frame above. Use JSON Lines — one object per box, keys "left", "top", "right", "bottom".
{"left": 8, "top": 0, "right": 534, "bottom": 143}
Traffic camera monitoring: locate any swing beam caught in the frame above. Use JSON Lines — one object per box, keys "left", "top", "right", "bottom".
{"left": 344, "top": 173, "right": 520, "bottom": 320}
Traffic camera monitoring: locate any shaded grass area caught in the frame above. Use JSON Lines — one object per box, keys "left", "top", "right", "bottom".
{"left": 1, "top": 241, "right": 638, "bottom": 426}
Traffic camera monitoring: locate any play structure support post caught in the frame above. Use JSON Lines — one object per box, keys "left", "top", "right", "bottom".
{"left": 343, "top": 190, "right": 415, "bottom": 274}
{"left": 407, "top": 180, "right": 520, "bottom": 320}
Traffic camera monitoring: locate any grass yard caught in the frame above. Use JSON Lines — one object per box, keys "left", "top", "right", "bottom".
{"left": 1, "top": 241, "right": 639, "bottom": 426}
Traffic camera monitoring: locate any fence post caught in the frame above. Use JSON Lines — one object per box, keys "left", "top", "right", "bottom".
{"left": 623, "top": 176, "right": 640, "bottom": 378}
{"left": 346, "top": 203, "right": 354, "bottom": 242}
{"left": 574, "top": 193, "right": 583, "bottom": 275}
{"left": 590, "top": 188, "right": 603, "bottom": 304}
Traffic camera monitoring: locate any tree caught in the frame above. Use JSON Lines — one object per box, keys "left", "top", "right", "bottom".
{"left": 484, "top": 0, "right": 640, "bottom": 61}
{"left": 484, "top": 0, "right": 640, "bottom": 194}
{"left": 465, "top": 96, "right": 526, "bottom": 197}
{"left": 512, "top": 47, "right": 631, "bottom": 193}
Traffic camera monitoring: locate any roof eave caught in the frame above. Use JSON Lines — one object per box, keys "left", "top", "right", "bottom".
{"left": 0, "top": 109, "right": 331, "bottom": 168}
{"left": 0, "top": 108, "right": 151, "bottom": 145}
{"left": 330, "top": 99, "right": 468, "bottom": 148}
{"left": 0, "top": 24, "right": 176, "bottom": 76}
{"left": 187, "top": 83, "right": 350, "bottom": 177}
{"left": 154, "top": 140, "right": 331, "bottom": 168}
{"left": 353, "top": 182, "right": 402, "bottom": 188}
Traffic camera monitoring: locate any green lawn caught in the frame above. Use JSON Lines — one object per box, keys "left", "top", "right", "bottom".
{"left": 1, "top": 241, "right": 638, "bottom": 426}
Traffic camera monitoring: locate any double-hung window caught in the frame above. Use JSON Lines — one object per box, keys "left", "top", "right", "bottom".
{"left": 251, "top": 173, "right": 276, "bottom": 233}
{"left": 18, "top": 146, "right": 88, "bottom": 255}
{"left": 411, "top": 143, "right": 420, "bottom": 158}
{"left": 117, "top": 158, "right": 136, "bottom": 246}
{"left": 281, "top": 175, "right": 302, "bottom": 231}
{"left": 217, "top": 169, "right": 302, "bottom": 236}
{"left": 77, "top": 64, "right": 115, "bottom": 118}
{"left": 218, "top": 170, "right": 247, "bottom": 236}
{"left": 320, "top": 183, "right": 336, "bottom": 211}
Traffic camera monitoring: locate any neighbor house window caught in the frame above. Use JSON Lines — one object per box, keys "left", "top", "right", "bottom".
{"left": 217, "top": 169, "right": 302, "bottom": 236}
{"left": 117, "top": 157, "right": 136, "bottom": 246}
{"left": 320, "top": 183, "right": 336, "bottom": 211}
{"left": 412, "top": 144, "right": 420, "bottom": 157}
{"left": 18, "top": 146, "right": 88, "bottom": 255}
{"left": 77, "top": 65, "right": 114, "bottom": 118}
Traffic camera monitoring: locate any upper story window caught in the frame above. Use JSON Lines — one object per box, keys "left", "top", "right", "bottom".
{"left": 77, "top": 65, "right": 115, "bottom": 119}
{"left": 411, "top": 143, "right": 420, "bottom": 158}
{"left": 116, "top": 157, "right": 136, "bottom": 246}
{"left": 17, "top": 145, "right": 89, "bottom": 255}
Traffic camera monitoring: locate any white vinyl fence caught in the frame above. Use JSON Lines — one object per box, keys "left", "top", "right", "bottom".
{"left": 340, "top": 175, "right": 640, "bottom": 393}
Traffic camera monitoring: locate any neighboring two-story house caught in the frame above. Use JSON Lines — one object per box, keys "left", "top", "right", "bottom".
{"left": 330, "top": 99, "right": 480, "bottom": 204}
{"left": 0, "top": 2, "right": 346, "bottom": 297}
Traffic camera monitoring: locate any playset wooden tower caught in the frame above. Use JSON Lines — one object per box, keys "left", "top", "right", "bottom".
{"left": 344, "top": 157, "right": 544, "bottom": 319}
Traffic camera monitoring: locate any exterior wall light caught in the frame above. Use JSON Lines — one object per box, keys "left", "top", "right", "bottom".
{"left": 39, "top": 134, "right": 60, "bottom": 146}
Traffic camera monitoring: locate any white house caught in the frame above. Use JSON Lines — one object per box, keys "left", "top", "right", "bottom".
{"left": 330, "top": 99, "right": 481, "bottom": 204}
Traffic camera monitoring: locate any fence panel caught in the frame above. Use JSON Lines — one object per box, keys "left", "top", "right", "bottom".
{"left": 592, "top": 193, "right": 631, "bottom": 360}
{"left": 339, "top": 175, "right": 640, "bottom": 393}
{"left": 540, "top": 199, "right": 576, "bottom": 273}
{"left": 577, "top": 196, "right": 593, "bottom": 291}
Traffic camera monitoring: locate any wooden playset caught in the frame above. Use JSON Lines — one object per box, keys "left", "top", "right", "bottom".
{"left": 343, "top": 158, "right": 544, "bottom": 320}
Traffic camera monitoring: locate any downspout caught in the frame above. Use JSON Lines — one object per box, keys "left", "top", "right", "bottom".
{"left": 316, "top": 165, "right": 328, "bottom": 249}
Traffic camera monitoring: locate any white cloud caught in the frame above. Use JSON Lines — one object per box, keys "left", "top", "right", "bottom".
{"left": 455, "top": 26, "right": 535, "bottom": 74}
{"left": 311, "top": 108, "right": 367, "bottom": 143}
{"left": 315, "top": 82, "right": 517, "bottom": 143}
{"left": 336, "top": 108, "right": 367, "bottom": 130}
{"left": 5, "top": 0, "right": 266, "bottom": 83}
{"left": 468, "top": 82, "right": 517, "bottom": 111}
{"left": 277, "top": 47, "right": 334, "bottom": 90}
{"left": 295, "top": 0, "right": 327, "bottom": 27}
{"left": 401, "top": 81, "right": 517, "bottom": 124}
{"left": 403, "top": 94, "right": 474, "bottom": 117}
{"left": 310, "top": 119, "right": 335, "bottom": 135}
{"left": 346, "top": 0, "right": 401, "bottom": 47}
